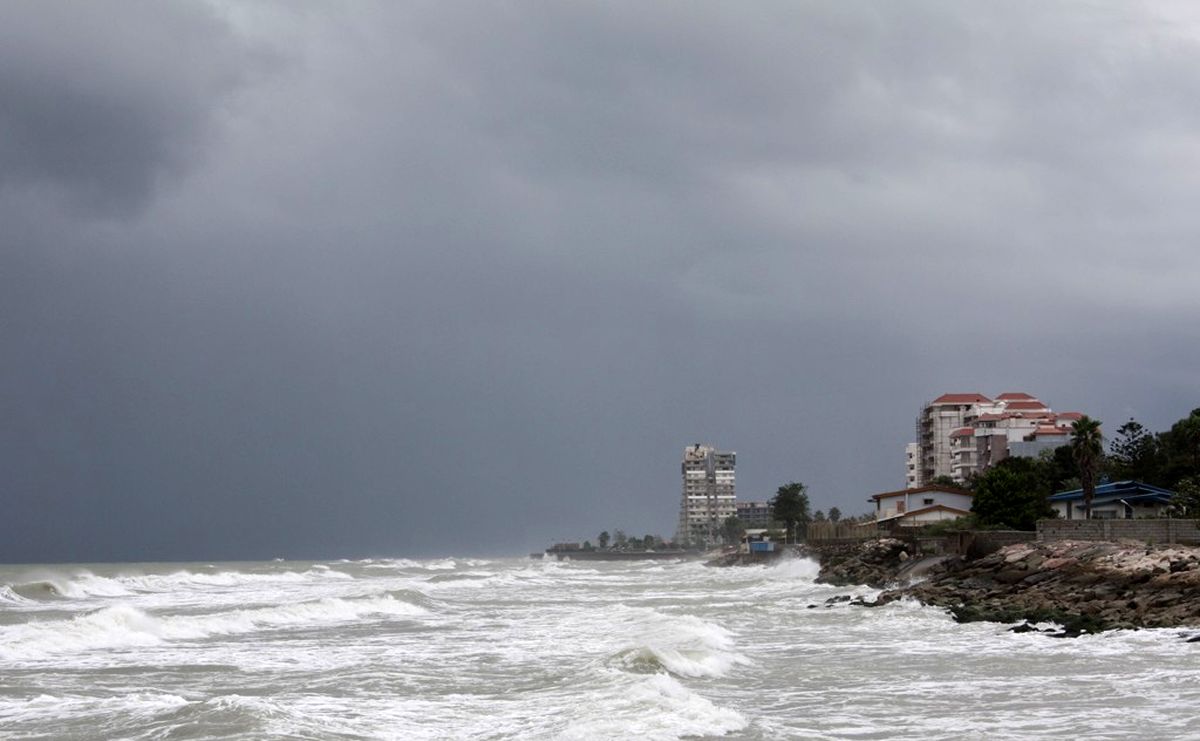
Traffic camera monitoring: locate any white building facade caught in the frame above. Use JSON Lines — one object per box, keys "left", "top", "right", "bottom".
{"left": 910, "top": 392, "right": 1085, "bottom": 487}
{"left": 676, "top": 444, "right": 736, "bottom": 546}
{"left": 871, "top": 485, "right": 973, "bottom": 526}
{"left": 905, "top": 442, "right": 920, "bottom": 489}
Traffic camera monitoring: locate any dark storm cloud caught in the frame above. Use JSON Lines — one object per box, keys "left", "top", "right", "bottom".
{"left": 3, "top": 1, "right": 1200, "bottom": 561}
{"left": 0, "top": 1, "right": 259, "bottom": 216}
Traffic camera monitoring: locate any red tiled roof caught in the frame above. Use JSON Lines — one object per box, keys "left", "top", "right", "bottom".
{"left": 1034, "top": 425, "right": 1070, "bottom": 436}
{"left": 870, "top": 485, "right": 973, "bottom": 501}
{"left": 1004, "top": 401, "right": 1048, "bottom": 410}
{"left": 1056, "top": 411, "right": 1084, "bottom": 420}
{"left": 949, "top": 427, "right": 974, "bottom": 437}
{"left": 931, "top": 393, "right": 992, "bottom": 404}
{"left": 996, "top": 392, "right": 1037, "bottom": 401}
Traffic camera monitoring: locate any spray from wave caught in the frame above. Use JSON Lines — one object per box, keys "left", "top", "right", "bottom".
{"left": 606, "top": 607, "right": 751, "bottom": 679}
{"left": 0, "top": 593, "right": 429, "bottom": 661}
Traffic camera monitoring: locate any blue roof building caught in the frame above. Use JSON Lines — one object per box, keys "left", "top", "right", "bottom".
{"left": 1048, "top": 480, "right": 1176, "bottom": 520}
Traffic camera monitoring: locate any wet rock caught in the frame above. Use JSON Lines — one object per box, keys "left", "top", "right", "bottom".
{"left": 844, "top": 540, "right": 1200, "bottom": 636}
{"left": 994, "top": 569, "right": 1029, "bottom": 585}
{"left": 809, "top": 538, "right": 918, "bottom": 588}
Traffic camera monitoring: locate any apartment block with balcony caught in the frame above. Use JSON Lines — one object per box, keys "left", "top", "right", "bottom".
{"left": 676, "top": 443, "right": 736, "bottom": 546}
{"left": 909, "top": 392, "right": 1086, "bottom": 487}
{"left": 914, "top": 393, "right": 992, "bottom": 487}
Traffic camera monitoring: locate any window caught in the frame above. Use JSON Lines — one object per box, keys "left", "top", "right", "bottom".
{"left": 923, "top": 498, "right": 935, "bottom": 506}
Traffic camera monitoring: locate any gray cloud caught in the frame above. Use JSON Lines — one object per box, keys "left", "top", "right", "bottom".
{"left": 2, "top": 1, "right": 1200, "bottom": 561}
{"left": 0, "top": 1, "right": 261, "bottom": 216}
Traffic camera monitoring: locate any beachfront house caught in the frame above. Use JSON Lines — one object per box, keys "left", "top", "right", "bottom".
{"left": 869, "top": 485, "right": 973, "bottom": 527}
{"left": 1048, "top": 480, "right": 1176, "bottom": 520}
{"left": 740, "top": 529, "right": 775, "bottom": 554}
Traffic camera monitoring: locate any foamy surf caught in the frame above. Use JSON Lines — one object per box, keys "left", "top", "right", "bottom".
{"left": 557, "top": 672, "right": 747, "bottom": 740}
{"left": 2, "top": 556, "right": 1197, "bottom": 740}
{"left": 607, "top": 607, "right": 750, "bottom": 679}
{"left": 0, "top": 594, "right": 428, "bottom": 661}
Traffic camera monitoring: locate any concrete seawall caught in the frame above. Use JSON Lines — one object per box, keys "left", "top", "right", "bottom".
{"left": 1037, "top": 519, "right": 1200, "bottom": 545}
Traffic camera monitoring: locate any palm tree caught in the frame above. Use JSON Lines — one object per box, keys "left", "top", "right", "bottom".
{"left": 1071, "top": 416, "right": 1104, "bottom": 519}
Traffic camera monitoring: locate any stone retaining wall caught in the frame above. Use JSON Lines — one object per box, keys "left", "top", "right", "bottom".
{"left": 1037, "top": 519, "right": 1200, "bottom": 545}
{"left": 949, "top": 530, "right": 1037, "bottom": 558}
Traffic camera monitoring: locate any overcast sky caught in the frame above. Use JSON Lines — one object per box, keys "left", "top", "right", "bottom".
{"left": 3, "top": 1, "right": 1199, "bottom": 562}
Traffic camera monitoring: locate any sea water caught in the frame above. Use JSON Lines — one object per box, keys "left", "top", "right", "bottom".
{"left": 1, "top": 556, "right": 1197, "bottom": 740}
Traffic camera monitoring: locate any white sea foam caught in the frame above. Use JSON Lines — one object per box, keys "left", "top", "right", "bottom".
{"left": 7, "top": 574, "right": 132, "bottom": 600}
{"left": 0, "top": 692, "right": 192, "bottom": 729}
{"left": 557, "top": 672, "right": 747, "bottom": 740}
{"left": 0, "top": 585, "right": 32, "bottom": 604}
{"left": 2, "top": 556, "right": 1197, "bottom": 739}
{"left": 113, "top": 568, "right": 352, "bottom": 591}
{"left": 4, "top": 568, "right": 355, "bottom": 604}
{"left": 608, "top": 607, "right": 750, "bottom": 679}
{"left": 764, "top": 555, "right": 822, "bottom": 580}
{"left": 0, "top": 594, "right": 428, "bottom": 661}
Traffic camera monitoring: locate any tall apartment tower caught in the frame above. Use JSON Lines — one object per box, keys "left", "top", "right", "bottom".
{"left": 676, "top": 444, "right": 736, "bottom": 546}
{"left": 914, "top": 394, "right": 991, "bottom": 486}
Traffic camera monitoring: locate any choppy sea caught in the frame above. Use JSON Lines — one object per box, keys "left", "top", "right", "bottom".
{"left": 1, "top": 555, "right": 1197, "bottom": 740}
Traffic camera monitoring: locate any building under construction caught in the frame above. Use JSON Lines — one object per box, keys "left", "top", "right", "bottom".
{"left": 675, "top": 443, "right": 736, "bottom": 546}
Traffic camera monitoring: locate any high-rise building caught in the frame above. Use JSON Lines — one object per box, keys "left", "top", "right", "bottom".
{"left": 914, "top": 393, "right": 993, "bottom": 486}
{"left": 676, "top": 444, "right": 736, "bottom": 546}
{"left": 909, "top": 392, "right": 1085, "bottom": 487}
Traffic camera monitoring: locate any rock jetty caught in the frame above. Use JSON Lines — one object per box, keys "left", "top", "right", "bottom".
{"left": 873, "top": 537, "right": 1200, "bottom": 633}
{"left": 863, "top": 539, "right": 1200, "bottom": 636}
{"left": 808, "top": 538, "right": 917, "bottom": 588}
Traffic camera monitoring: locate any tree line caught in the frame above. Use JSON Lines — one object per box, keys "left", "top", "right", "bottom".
{"left": 962, "top": 408, "right": 1200, "bottom": 529}
{"left": 584, "top": 530, "right": 668, "bottom": 551}
{"left": 716, "top": 482, "right": 874, "bottom": 545}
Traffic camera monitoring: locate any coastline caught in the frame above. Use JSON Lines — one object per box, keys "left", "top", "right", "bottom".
{"left": 801, "top": 538, "right": 1200, "bottom": 636}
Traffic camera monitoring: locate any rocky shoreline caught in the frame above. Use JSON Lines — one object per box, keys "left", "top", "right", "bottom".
{"left": 803, "top": 538, "right": 1200, "bottom": 636}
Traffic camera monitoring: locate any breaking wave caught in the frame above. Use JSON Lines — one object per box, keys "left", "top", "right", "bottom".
{"left": 0, "top": 594, "right": 428, "bottom": 661}
{"left": 0, "top": 585, "right": 33, "bottom": 604}
{"left": 558, "top": 672, "right": 747, "bottom": 740}
{"left": 608, "top": 608, "right": 750, "bottom": 679}
{"left": 2, "top": 568, "right": 354, "bottom": 603}
{"left": 765, "top": 555, "right": 822, "bottom": 581}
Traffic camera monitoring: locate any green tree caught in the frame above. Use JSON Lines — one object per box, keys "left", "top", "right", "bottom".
{"left": 582, "top": 540, "right": 593, "bottom": 551}
{"left": 1108, "top": 418, "right": 1160, "bottom": 483}
{"left": 642, "top": 534, "right": 655, "bottom": 550}
{"left": 1160, "top": 409, "right": 1200, "bottom": 485}
{"left": 1167, "top": 476, "right": 1200, "bottom": 518}
{"left": 1071, "top": 416, "right": 1104, "bottom": 519}
{"left": 614, "top": 530, "right": 628, "bottom": 548}
{"left": 598, "top": 531, "right": 610, "bottom": 549}
{"left": 813, "top": 509, "right": 826, "bottom": 522}
{"left": 828, "top": 506, "right": 842, "bottom": 523}
{"left": 1042, "top": 445, "right": 1079, "bottom": 493}
{"left": 770, "top": 482, "right": 811, "bottom": 543}
{"left": 721, "top": 516, "right": 745, "bottom": 544}
{"left": 931, "top": 475, "right": 958, "bottom": 488}
{"left": 970, "top": 456, "right": 1056, "bottom": 530}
